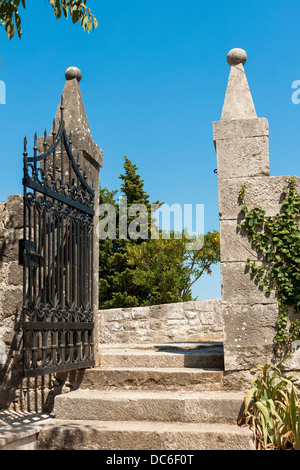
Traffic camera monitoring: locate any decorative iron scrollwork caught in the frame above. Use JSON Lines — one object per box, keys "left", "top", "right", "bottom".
{"left": 22, "top": 96, "right": 95, "bottom": 377}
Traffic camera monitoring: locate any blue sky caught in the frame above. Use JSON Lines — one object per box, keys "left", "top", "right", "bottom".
{"left": 0, "top": 0, "right": 300, "bottom": 300}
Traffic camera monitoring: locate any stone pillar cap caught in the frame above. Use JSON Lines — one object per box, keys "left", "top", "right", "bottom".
{"left": 65, "top": 66, "right": 82, "bottom": 82}
{"left": 221, "top": 48, "right": 256, "bottom": 120}
{"left": 227, "top": 48, "right": 247, "bottom": 66}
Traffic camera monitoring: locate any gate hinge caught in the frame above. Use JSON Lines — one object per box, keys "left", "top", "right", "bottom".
{"left": 19, "top": 239, "right": 42, "bottom": 266}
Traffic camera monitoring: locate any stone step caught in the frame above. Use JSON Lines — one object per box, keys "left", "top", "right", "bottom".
{"left": 53, "top": 390, "right": 245, "bottom": 424}
{"left": 98, "top": 342, "right": 224, "bottom": 369}
{"left": 0, "top": 411, "right": 53, "bottom": 451}
{"left": 36, "top": 419, "right": 255, "bottom": 450}
{"left": 79, "top": 367, "right": 224, "bottom": 391}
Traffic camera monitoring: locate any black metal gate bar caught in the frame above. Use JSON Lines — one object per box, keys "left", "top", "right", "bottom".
{"left": 21, "top": 97, "right": 95, "bottom": 377}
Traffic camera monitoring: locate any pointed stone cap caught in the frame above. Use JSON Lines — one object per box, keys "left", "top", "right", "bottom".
{"left": 221, "top": 48, "right": 257, "bottom": 120}
{"left": 52, "top": 67, "right": 91, "bottom": 137}
{"left": 46, "top": 67, "right": 103, "bottom": 168}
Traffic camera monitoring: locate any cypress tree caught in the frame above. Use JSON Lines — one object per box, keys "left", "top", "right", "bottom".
{"left": 99, "top": 157, "right": 159, "bottom": 308}
{"left": 99, "top": 156, "right": 220, "bottom": 309}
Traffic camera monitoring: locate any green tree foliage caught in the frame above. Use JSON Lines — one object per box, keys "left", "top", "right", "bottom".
{"left": 99, "top": 156, "right": 220, "bottom": 309}
{"left": 127, "top": 230, "right": 220, "bottom": 305}
{"left": 0, "top": 0, "right": 97, "bottom": 39}
{"left": 126, "top": 233, "right": 192, "bottom": 305}
{"left": 99, "top": 157, "right": 164, "bottom": 309}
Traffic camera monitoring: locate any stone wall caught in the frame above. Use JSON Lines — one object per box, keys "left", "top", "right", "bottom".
{"left": 0, "top": 195, "right": 24, "bottom": 409}
{"left": 98, "top": 299, "right": 223, "bottom": 344}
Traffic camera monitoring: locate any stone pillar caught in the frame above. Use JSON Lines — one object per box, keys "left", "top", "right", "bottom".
{"left": 39, "top": 67, "right": 103, "bottom": 365}
{"left": 213, "top": 49, "right": 279, "bottom": 388}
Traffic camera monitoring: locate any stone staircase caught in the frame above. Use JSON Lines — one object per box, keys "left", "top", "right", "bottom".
{"left": 36, "top": 342, "right": 255, "bottom": 450}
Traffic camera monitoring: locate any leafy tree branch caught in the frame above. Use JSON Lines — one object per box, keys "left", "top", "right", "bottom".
{"left": 0, "top": 0, "right": 97, "bottom": 39}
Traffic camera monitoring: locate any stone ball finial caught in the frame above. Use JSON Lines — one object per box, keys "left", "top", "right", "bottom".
{"left": 65, "top": 66, "right": 82, "bottom": 82}
{"left": 226, "top": 48, "right": 247, "bottom": 66}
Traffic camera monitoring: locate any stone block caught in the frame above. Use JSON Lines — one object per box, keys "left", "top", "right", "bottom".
{"left": 182, "top": 301, "right": 196, "bottom": 311}
{"left": 219, "top": 219, "right": 260, "bottom": 262}
{"left": 185, "top": 311, "right": 198, "bottom": 319}
{"left": 0, "top": 229, "right": 23, "bottom": 263}
{"left": 149, "top": 320, "right": 162, "bottom": 330}
{"left": 218, "top": 175, "right": 300, "bottom": 221}
{"left": 101, "top": 309, "right": 131, "bottom": 322}
{"left": 166, "top": 319, "right": 186, "bottom": 326}
{"left": 7, "top": 262, "right": 23, "bottom": 287}
{"left": 187, "top": 318, "right": 201, "bottom": 326}
{"left": 131, "top": 307, "right": 150, "bottom": 320}
{"left": 2, "top": 289, "right": 23, "bottom": 318}
{"left": 224, "top": 343, "right": 276, "bottom": 371}
{"left": 222, "top": 302, "right": 278, "bottom": 371}
{"left": 213, "top": 118, "right": 269, "bottom": 141}
{"left": 5, "top": 195, "right": 23, "bottom": 230}
{"left": 149, "top": 305, "right": 166, "bottom": 319}
{"left": 216, "top": 136, "right": 270, "bottom": 179}
{"left": 166, "top": 311, "right": 184, "bottom": 320}
{"left": 199, "top": 312, "right": 215, "bottom": 325}
{"left": 221, "top": 262, "right": 277, "bottom": 304}
{"left": 123, "top": 322, "right": 137, "bottom": 331}
{"left": 105, "top": 322, "right": 121, "bottom": 332}
{"left": 194, "top": 299, "right": 217, "bottom": 312}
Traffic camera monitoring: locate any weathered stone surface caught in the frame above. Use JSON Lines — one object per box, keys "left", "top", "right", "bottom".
{"left": 0, "top": 229, "right": 23, "bottom": 263}
{"left": 213, "top": 117, "right": 269, "bottom": 141}
{"left": 212, "top": 49, "right": 299, "bottom": 378}
{"left": 223, "top": 370, "right": 257, "bottom": 391}
{"left": 220, "top": 62, "right": 257, "bottom": 120}
{"left": 227, "top": 48, "right": 247, "bottom": 66}
{"left": 98, "top": 299, "right": 223, "bottom": 344}
{"left": 2, "top": 289, "right": 22, "bottom": 319}
{"left": 219, "top": 219, "right": 259, "bottom": 262}
{"left": 224, "top": 344, "right": 276, "bottom": 371}
{"left": 218, "top": 175, "right": 300, "bottom": 220}
{"left": 98, "top": 344, "right": 224, "bottom": 369}
{"left": 215, "top": 136, "right": 270, "bottom": 179}
{"left": 221, "top": 262, "right": 277, "bottom": 304}
{"left": 4, "top": 195, "right": 23, "bottom": 230}
{"left": 79, "top": 367, "right": 224, "bottom": 392}
{"left": 53, "top": 389, "right": 245, "bottom": 424}
{"left": 7, "top": 262, "right": 22, "bottom": 287}
{"left": 37, "top": 419, "right": 255, "bottom": 451}
{"left": 223, "top": 302, "right": 278, "bottom": 332}
{"left": 222, "top": 302, "right": 278, "bottom": 370}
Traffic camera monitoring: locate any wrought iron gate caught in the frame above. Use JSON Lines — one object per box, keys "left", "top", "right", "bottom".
{"left": 21, "top": 98, "right": 95, "bottom": 377}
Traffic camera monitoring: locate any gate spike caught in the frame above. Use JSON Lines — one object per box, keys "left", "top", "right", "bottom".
{"left": 33, "top": 131, "right": 38, "bottom": 163}
{"left": 43, "top": 128, "right": 47, "bottom": 150}
{"left": 60, "top": 94, "right": 64, "bottom": 123}
{"left": 52, "top": 118, "right": 56, "bottom": 135}
{"left": 69, "top": 130, "right": 72, "bottom": 145}
{"left": 23, "top": 135, "right": 28, "bottom": 158}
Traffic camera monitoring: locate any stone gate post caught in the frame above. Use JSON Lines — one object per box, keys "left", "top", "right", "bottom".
{"left": 213, "top": 49, "right": 279, "bottom": 388}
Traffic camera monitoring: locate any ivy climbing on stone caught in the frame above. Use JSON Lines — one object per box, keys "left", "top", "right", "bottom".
{"left": 238, "top": 178, "right": 300, "bottom": 345}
